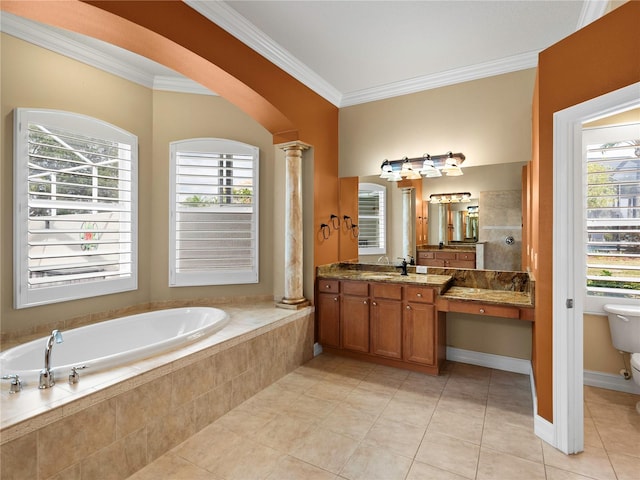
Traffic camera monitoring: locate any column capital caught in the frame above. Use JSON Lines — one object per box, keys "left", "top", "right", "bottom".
{"left": 277, "top": 141, "right": 312, "bottom": 152}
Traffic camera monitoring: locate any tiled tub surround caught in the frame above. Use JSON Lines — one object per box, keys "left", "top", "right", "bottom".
{"left": 0, "top": 301, "right": 314, "bottom": 480}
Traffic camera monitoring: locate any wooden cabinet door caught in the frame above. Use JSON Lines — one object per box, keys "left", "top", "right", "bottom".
{"left": 341, "top": 295, "right": 370, "bottom": 352}
{"left": 370, "top": 298, "right": 403, "bottom": 359}
{"left": 403, "top": 302, "right": 436, "bottom": 366}
{"left": 317, "top": 292, "right": 341, "bottom": 348}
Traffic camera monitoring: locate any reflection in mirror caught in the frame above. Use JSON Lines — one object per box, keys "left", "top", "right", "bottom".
{"left": 427, "top": 197, "right": 479, "bottom": 246}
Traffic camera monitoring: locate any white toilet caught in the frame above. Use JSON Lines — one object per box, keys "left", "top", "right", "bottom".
{"left": 603, "top": 304, "right": 640, "bottom": 413}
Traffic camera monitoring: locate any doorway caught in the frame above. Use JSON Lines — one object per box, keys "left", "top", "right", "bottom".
{"left": 552, "top": 82, "right": 640, "bottom": 454}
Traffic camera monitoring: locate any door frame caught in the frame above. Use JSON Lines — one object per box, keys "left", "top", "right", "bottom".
{"left": 552, "top": 81, "right": 640, "bottom": 454}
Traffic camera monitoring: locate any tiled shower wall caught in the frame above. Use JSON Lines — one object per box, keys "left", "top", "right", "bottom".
{"left": 0, "top": 310, "right": 314, "bottom": 480}
{"left": 479, "top": 190, "right": 523, "bottom": 271}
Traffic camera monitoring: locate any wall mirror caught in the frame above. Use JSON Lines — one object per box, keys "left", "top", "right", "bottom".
{"left": 427, "top": 197, "right": 479, "bottom": 246}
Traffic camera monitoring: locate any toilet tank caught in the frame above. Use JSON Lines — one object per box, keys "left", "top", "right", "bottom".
{"left": 603, "top": 304, "right": 640, "bottom": 353}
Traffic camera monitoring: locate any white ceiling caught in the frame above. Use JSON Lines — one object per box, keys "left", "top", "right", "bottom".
{"left": 1, "top": 1, "right": 609, "bottom": 107}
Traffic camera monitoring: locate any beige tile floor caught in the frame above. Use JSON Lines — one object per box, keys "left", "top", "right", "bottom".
{"left": 128, "top": 354, "right": 640, "bottom": 480}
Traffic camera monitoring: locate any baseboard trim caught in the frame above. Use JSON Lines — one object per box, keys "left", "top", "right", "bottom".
{"left": 446, "top": 347, "right": 531, "bottom": 375}
{"left": 584, "top": 369, "right": 640, "bottom": 394}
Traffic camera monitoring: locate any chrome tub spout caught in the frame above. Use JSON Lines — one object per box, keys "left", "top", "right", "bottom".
{"left": 39, "top": 330, "right": 63, "bottom": 389}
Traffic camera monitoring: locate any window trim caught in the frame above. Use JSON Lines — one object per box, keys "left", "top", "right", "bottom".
{"left": 169, "top": 138, "right": 259, "bottom": 287}
{"left": 13, "top": 108, "right": 138, "bottom": 309}
{"left": 358, "top": 182, "right": 386, "bottom": 256}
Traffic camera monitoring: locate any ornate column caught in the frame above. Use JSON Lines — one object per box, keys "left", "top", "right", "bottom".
{"left": 277, "top": 141, "right": 311, "bottom": 309}
{"left": 402, "top": 187, "right": 415, "bottom": 260}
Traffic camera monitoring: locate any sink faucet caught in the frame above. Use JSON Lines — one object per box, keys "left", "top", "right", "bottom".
{"left": 397, "top": 258, "right": 408, "bottom": 276}
{"left": 39, "top": 329, "right": 63, "bottom": 389}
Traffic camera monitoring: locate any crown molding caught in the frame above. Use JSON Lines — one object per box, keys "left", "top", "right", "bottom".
{"left": 185, "top": 0, "right": 342, "bottom": 106}
{"left": 576, "top": 0, "right": 609, "bottom": 30}
{"left": 0, "top": 12, "right": 213, "bottom": 96}
{"left": 341, "top": 50, "right": 539, "bottom": 107}
{"left": 186, "top": 1, "right": 543, "bottom": 108}
{"left": 153, "top": 76, "right": 216, "bottom": 96}
{"left": 4, "top": 2, "right": 608, "bottom": 108}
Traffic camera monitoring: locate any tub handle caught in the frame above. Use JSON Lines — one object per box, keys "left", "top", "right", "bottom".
{"left": 2, "top": 374, "right": 22, "bottom": 394}
{"left": 616, "top": 314, "right": 630, "bottom": 323}
{"left": 69, "top": 365, "right": 88, "bottom": 384}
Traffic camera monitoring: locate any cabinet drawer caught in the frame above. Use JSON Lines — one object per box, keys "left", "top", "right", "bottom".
{"left": 371, "top": 283, "right": 403, "bottom": 300}
{"left": 449, "top": 260, "right": 475, "bottom": 268}
{"left": 447, "top": 301, "right": 520, "bottom": 319}
{"left": 342, "top": 281, "right": 369, "bottom": 296}
{"left": 435, "top": 251, "right": 457, "bottom": 260}
{"left": 405, "top": 286, "right": 435, "bottom": 303}
{"left": 318, "top": 279, "right": 339, "bottom": 293}
{"left": 418, "top": 251, "right": 435, "bottom": 260}
{"left": 457, "top": 252, "right": 475, "bottom": 261}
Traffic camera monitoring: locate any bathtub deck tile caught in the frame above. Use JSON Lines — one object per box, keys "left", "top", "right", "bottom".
{"left": 1, "top": 303, "right": 313, "bottom": 443}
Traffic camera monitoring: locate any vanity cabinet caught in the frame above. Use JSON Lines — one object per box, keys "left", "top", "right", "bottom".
{"left": 317, "top": 280, "right": 340, "bottom": 348}
{"left": 404, "top": 286, "right": 438, "bottom": 366}
{"left": 370, "top": 283, "right": 403, "bottom": 359}
{"left": 341, "top": 281, "right": 370, "bottom": 353}
{"left": 315, "top": 278, "right": 444, "bottom": 374}
{"left": 417, "top": 250, "right": 476, "bottom": 268}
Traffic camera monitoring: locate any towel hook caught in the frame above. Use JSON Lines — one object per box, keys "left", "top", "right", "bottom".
{"left": 320, "top": 223, "right": 331, "bottom": 240}
{"left": 330, "top": 214, "right": 340, "bottom": 230}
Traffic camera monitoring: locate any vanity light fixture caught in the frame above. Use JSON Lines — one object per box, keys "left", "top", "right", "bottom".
{"left": 440, "top": 152, "right": 464, "bottom": 176}
{"left": 429, "top": 192, "right": 472, "bottom": 204}
{"left": 379, "top": 160, "right": 393, "bottom": 179}
{"left": 380, "top": 151, "right": 465, "bottom": 179}
{"left": 419, "top": 154, "right": 442, "bottom": 178}
{"left": 400, "top": 157, "right": 422, "bottom": 180}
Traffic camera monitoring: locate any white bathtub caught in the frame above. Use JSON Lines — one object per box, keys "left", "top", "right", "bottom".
{"left": 0, "top": 307, "right": 229, "bottom": 384}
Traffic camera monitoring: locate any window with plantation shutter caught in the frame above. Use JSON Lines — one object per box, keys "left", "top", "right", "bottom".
{"left": 584, "top": 122, "right": 640, "bottom": 309}
{"left": 14, "top": 108, "right": 138, "bottom": 309}
{"left": 358, "top": 183, "right": 386, "bottom": 255}
{"left": 169, "top": 138, "right": 259, "bottom": 286}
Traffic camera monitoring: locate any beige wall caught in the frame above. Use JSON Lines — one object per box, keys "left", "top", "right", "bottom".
{"left": 447, "top": 314, "right": 532, "bottom": 360}
{"left": 1, "top": 35, "right": 278, "bottom": 336}
{"left": 149, "top": 91, "right": 275, "bottom": 303}
{"left": 339, "top": 69, "right": 536, "bottom": 178}
{"left": 341, "top": 68, "right": 633, "bottom": 372}
{"left": 341, "top": 70, "right": 535, "bottom": 359}
{"left": 584, "top": 313, "right": 630, "bottom": 375}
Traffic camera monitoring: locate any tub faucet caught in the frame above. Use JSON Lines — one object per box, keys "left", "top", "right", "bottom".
{"left": 39, "top": 329, "right": 63, "bottom": 389}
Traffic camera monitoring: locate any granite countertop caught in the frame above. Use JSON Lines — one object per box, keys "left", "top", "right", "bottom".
{"left": 318, "top": 269, "right": 453, "bottom": 293}
{"left": 417, "top": 245, "right": 476, "bottom": 253}
{"left": 441, "top": 286, "right": 534, "bottom": 308}
{"left": 316, "top": 263, "right": 534, "bottom": 308}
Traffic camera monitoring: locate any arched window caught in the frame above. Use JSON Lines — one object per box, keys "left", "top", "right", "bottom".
{"left": 14, "top": 108, "right": 138, "bottom": 308}
{"left": 169, "top": 138, "right": 259, "bottom": 286}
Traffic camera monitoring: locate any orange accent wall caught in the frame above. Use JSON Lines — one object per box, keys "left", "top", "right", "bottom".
{"left": 338, "top": 177, "right": 359, "bottom": 262}
{"left": 532, "top": 1, "right": 640, "bottom": 422}
{"left": 1, "top": 0, "right": 340, "bottom": 269}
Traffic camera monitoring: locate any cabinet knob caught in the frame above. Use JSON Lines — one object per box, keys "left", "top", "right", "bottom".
{"left": 372, "top": 301, "right": 377, "bottom": 306}
{"left": 333, "top": 297, "right": 338, "bottom": 302}
{"left": 363, "top": 300, "right": 368, "bottom": 305}
{"left": 417, "top": 293, "right": 422, "bottom": 297}
{"left": 406, "top": 305, "right": 411, "bottom": 310}
{"left": 479, "top": 308, "right": 486, "bottom": 314}
{"left": 325, "top": 284, "right": 331, "bottom": 289}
